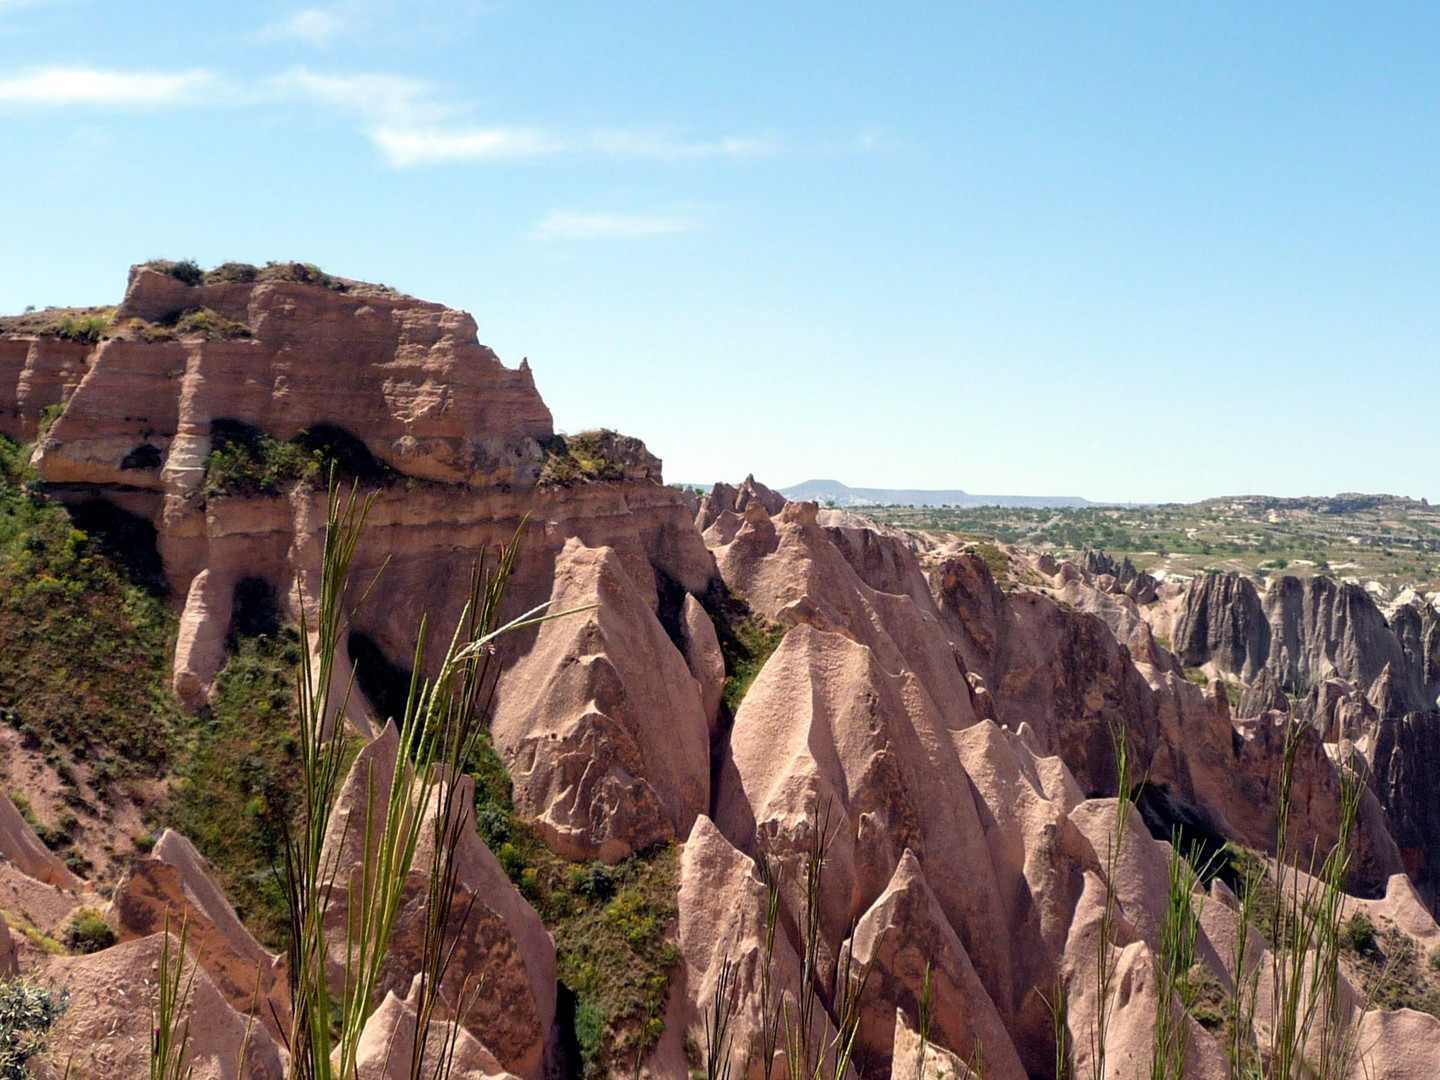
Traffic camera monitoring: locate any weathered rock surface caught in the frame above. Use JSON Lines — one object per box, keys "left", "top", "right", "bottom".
{"left": 355, "top": 975, "right": 521, "bottom": 1080}
{"left": 676, "top": 815, "right": 853, "bottom": 1080}
{"left": 320, "top": 724, "right": 556, "bottom": 1080}
{"left": 34, "top": 265, "right": 553, "bottom": 490}
{"left": 0, "top": 791, "right": 78, "bottom": 888}
{"left": 1175, "top": 571, "right": 1427, "bottom": 713}
{"left": 679, "top": 592, "right": 725, "bottom": 729}
{"left": 1172, "top": 572, "right": 1269, "bottom": 681}
{"left": 33, "top": 932, "right": 286, "bottom": 1080}
{"left": 713, "top": 624, "right": 1012, "bottom": 1028}
{"left": 843, "top": 851, "right": 1025, "bottom": 1079}
{"left": 111, "top": 829, "right": 288, "bottom": 1037}
{"left": 492, "top": 538, "right": 710, "bottom": 861}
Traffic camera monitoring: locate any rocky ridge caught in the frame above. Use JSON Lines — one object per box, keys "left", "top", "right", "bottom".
{"left": 0, "top": 266, "right": 1438, "bottom": 1079}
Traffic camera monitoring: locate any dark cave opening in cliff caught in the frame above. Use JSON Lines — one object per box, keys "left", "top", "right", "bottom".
{"left": 228, "top": 577, "right": 282, "bottom": 645}
{"left": 347, "top": 629, "right": 415, "bottom": 729}
{"left": 64, "top": 496, "right": 167, "bottom": 597}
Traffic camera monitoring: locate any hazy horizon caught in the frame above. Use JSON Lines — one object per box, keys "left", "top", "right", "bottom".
{"left": 2, "top": 3, "right": 1437, "bottom": 503}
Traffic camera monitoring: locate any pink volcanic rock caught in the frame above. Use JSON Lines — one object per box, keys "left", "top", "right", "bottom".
{"left": 930, "top": 553, "right": 1158, "bottom": 796}
{"left": 111, "top": 829, "right": 288, "bottom": 1038}
{"left": 37, "top": 265, "right": 553, "bottom": 490}
{"left": 1060, "top": 872, "right": 1227, "bottom": 1080}
{"left": 890, "top": 1009, "right": 981, "bottom": 1080}
{"left": 165, "top": 473, "right": 716, "bottom": 709}
{"left": 713, "top": 500, "right": 979, "bottom": 739}
{"left": 355, "top": 975, "right": 521, "bottom": 1080}
{"left": 680, "top": 593, "right": 726, "bottom": 728}
{"left": 1350, "top": 1008, "right": 1440, "bottom": 1079}
{"left": 0, "top": 336, "right": 90, "bottom": 443}
{"left": 0, "top": 791, "right": 78, "bottom": 888}
{"left": 676, "top": 815, "right": 854, "bottom": 1080}
{"left": 492, "top": 539, "right": 710, "bottom": 861}
{"left": 1067, "top": 800, "right": 1227, "bottom": 980}
{"left": 843, "top": 851, "right": 1025, "bottom": 1080}
{"left": 696, "top": 475, "right": 785, "bottom": 533}
{"left": 713, "top": 625, "right": 1013, "bottom": 1031}
{"left": 33, "top": 932, "right": 286, "bottom": 1080}
{"left": 319, "top": 725, "right": 556, "bottom": 1080}
{"left": 172, "top": 568, "right": 233, "bottom": 706}
{"left": 953, "top": 720, "right": 1093, "bottom": 1071}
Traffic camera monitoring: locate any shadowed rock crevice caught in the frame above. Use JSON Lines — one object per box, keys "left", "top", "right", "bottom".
{"left": 348, "top": 629, "right": 416, "bottom": 729}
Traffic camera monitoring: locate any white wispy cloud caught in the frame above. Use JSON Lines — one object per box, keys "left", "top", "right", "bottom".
{"left": 588, "top": 129, "right": 775, "bottom": 160}
{"left": 272, "top": 7, "right": 346, "bottom": 45}
{"left": 267, "top": 68, "right": 437, "bottom": 124}
{"left": 0, "top": 61, "right": 811, "bottom": 172}
{"left": 0, "top": 66, "right": 225, "bottom": 107}
{"left": 529, "top": 209, "right": 699, "bottom": 242}
{"left": 366, "top": 123, "right": 773, "bottom": 167}
{"left": 371, "top": 125, "right": 561, "bottom": 165}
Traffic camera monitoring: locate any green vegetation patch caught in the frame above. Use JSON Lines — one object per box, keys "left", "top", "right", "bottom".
{"left": 143, "top": 259, "right": 387, "bottom": 294}
{"left": 174, "top": 307, "right": 252, "bottom": 340}
{"left": 0, "top": 436, "right": 182, "bottom": 771}
{"left": 1340, "top": 913, "right": 1440, "bottom": 1017}
{"left": 538, "top": 432, "right": 628, "bottom": 486}
{"left": 164, "top": 628, "right": 303, "bottom": 948}
{"left": 42, "top": 308, "right": 114, "bottom": 345}
{"left": 203, "top": 420, "right": 394, "bottom": 497}
{"left": 62, "top": 907, "right": 116, "bottom": 954}
{"left": 203, "top": 420, "right": 316, "bottom": 497}
{"left": 697, "top": 584, "right": 785, "bottom": 716}
{"left": 470, "top": 733, "right": 680, "bottom": 1079}
{"left": 0, "top": 979, "right": 66, "bottom": 1079}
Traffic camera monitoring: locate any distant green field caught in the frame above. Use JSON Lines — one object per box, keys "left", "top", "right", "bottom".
{"left": 860, "top": 494, "right": 1440, "bottom": 596}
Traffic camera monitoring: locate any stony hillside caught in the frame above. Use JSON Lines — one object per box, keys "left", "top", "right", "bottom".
{"left": 0, "top": 263, "right": 1437, "bottom": 1080}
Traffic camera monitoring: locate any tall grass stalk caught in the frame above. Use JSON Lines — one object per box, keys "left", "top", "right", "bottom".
{"left": 780, "top": 802, "right": 870, "bottom": 1080}
{"left": 151, "top": 918, "right": 195, "bottom": 1080}
{"left": 1090, "top": 722, "right": 1133, "bottom": 1080}
{"left": 750, "top": 854, "right": 783, "bottom": 1080}
{"left": 914, "top": 963, "right": 931, "bottom": 1080}
{"left": 1047, "top": 977, "right": 1068, "bottom": 1080}
{"left": 704, "top": 956, "right": 740, "bottom": 1080}
{"left": 1149, "top": 838, "right": 1205, "bottom": 1080}
{"left": 1224, "top": 857, "right": 1262, "bottom": 1080}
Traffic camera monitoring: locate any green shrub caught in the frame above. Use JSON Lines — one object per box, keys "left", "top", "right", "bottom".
{"left": 161, "top": 259, "right": 204, "bottom": 286}
{"left": 63, "top": 907, "right": 115, "bottom": 954}
{"left": 1339, "top": 912, "right": 1378, "bottom": 957}
{"left": 698, "top": 584, "right": 784, "bottom": 716}
{"left": 46, "top": 309, "right": 113, "bottom": 344}
{"left": 468, "top": 729, "right": 680, "bottom": 1078}
{"left": 203, "top": 419, "right": 317, "bottom": 497}
{"left": 36, "top": 402, "right": 65, "bottom": 437}
{"left": 538, "top": 432, "right": 627, "bottom": 486}
{"left": 174, "top": 307, "right": 251, "bottom": 340}
{"left": 208, "top": 261, "right": 259, "bottom": 284}
{"left": 0, "top": 979, "right": 66, "bottom": 1079}
{"left": 202, "top": 420, "right": 392, "bottom": 497}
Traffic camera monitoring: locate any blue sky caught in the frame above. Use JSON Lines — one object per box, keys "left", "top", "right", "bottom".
{"left": 1, "top": 2, "right": 1437, "bottom": 503}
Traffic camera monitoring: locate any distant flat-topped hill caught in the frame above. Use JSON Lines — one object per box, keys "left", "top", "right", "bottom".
{"left": 779, "top": 477, "right": 1093, "bottom": 508}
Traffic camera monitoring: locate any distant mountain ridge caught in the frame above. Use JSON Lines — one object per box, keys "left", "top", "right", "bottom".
{"left": 779, "top": 478, "right": 1094, "bottom": 509}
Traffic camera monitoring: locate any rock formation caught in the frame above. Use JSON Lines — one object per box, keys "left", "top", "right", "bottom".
{"left": 4, "top": 265, "right": 1440, "bottom": 1080}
